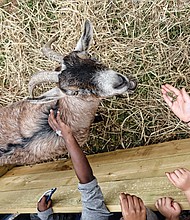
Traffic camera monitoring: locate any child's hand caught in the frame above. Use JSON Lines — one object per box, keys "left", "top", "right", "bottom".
{"left": 37, "top": 196, "right": 52, "bottom": 212}
{"left": 48, "top": 109, "right": 73, "bottom": 141}
{"left": 119, "top": 193, "right": 146, "bottom": 220}
{"left": 161, "top": 84, "right": 190, "bottom": 123}
{"left": 166, "top": 168, "right": 190, "bottom": 193}
{"left": 155, "top": 197, "right": 181, "bottom": 220}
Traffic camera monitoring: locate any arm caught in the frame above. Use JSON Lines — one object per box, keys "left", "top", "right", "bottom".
{"left": 48, "top": 109, "right": 94, "bottom": 184}
{"left": 166, "top": 168, "right": 190, "bottom": 205}
{"left": 49, "top": 110, "right": 111, "bottom": 220}
{"left": 161, "top": 84, "right": 190, "bottom": 126}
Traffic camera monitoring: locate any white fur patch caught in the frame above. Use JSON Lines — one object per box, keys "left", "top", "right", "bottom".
{"left": 95, "top": 70, "right": 129, "bottom": 96}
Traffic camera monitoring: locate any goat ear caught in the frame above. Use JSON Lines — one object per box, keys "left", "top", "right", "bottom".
{"left": 28, "top": 88, "right": 65, "bottom": 104}
{"left": 74, "top": 20, "right": 93, "bottom": 52}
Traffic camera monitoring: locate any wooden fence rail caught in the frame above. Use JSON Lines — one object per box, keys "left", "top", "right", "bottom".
{"left": 0, "top": 138, "right": 190, "bottom": 213}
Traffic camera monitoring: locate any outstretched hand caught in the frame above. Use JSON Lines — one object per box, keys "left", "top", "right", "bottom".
{"left": 161, "top": 84, "right": 190, "bottom": 123}
{"left": 119, "top": 193, "right": 146, "bottom": 220}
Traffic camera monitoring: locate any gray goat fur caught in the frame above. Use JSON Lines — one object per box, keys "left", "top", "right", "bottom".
{"left": 0, "top": 20, "right": 137, "bottom": 165}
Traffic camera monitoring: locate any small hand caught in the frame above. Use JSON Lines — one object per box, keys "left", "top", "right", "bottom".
{"left": 155, "top": 197, "right": 181, "bottom": 220}
{"left": 166, "top": 168, "right": 190, "bottom": 193}
{"left": 38, "top": 196, "right": 52, "bottom": 212}
{"left": 161, "top": 84, "right": 190, "bottom": 123}
{"left": 119, "top": 193, "right": 146, "bottom": 220}
{"left": 48, "top": 109, "right": 73, "bottom": 141}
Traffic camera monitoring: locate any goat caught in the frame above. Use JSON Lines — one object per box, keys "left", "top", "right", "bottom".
{"left": 0, "top": 20, "right": 137, "bottom": 165}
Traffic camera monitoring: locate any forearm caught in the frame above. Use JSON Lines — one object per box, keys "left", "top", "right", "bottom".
{"left": 65, "top": 136, "right": 94, "bottom": 184}
{"left": 184, "top": 190, "right": 190, "bottom": 205}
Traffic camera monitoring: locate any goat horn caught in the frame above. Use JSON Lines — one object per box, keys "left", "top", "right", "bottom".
{"left": 42, "top": 35, "right": 64, "bottom": 63}
{"left": 28, "top": 71, "right": 60, "bottom": 97}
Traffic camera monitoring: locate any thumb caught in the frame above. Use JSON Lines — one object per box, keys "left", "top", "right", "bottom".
{"left": 172, "top": 201, "right": 181, "bottom": 211}
{"left": 181, "top": 88, "right": 190, "bottom": 102}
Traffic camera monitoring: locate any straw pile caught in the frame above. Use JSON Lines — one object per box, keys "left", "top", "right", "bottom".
{"left": 0, "top": 0, "right": 190, "bottom": 154}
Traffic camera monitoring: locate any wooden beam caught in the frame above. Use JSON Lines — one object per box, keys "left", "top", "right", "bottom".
{"left": 0, "top": 138, "right": 190, "bottom": 213}
{"left": 0, "top": 164, "right": 15, "bottom": 177}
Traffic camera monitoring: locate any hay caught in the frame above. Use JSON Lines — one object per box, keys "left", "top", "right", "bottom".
{"left": 0, "top": 0, "right": 190, "bottom": 154}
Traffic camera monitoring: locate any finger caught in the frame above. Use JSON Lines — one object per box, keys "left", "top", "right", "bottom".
{"left": 49, "top": 110, "right": 59, "bottom": 128}
{"left": 161, "top": 84, "right": 177, "bottom": 96}
{"left": 172, "top": 201, "right": 181, "bottom": 212}
{"left": 177, "top": 168, "right": 187, "bottom": 174}
{"left": 48, "top": 117, "right": 57, "bottom": 131}
{"left": 49, "top": 109, "right": 56, "bottom": 123}
{"left": 161, "top": 85, "right": 171, "bottom": 93}
{"left": 166, "top": 172, "right": 175, "bottom": 185}
{"left": 39, "top": 196, "right": 47, "bottom": 204}
{"left": 165, "top": 197, "right": 173, "bottom": 208}
{"left": 133, "top": 196, "right": 141, "bottom": 211}
{"left": 161, "top": 86, "right": 168, "bottom": 95}
{"left": 127, "top": 194, "right": 135, "bottom": 211}
{"left": 181, "top": 88, "right": 190, "bottom": 103}
{"left": 56, "top": 110, "right": 61, "bottom": 120}
{"left": 138, "top": 197, "right": 145, "bottom": 211}
{"left": 119, "top": 193, "right": 129, "bottom": 213}
{"left": 166, "top": 172, "right": 179, "bottom": 186}
{"left": 56, "top": 111, "right": 64, "bottom": 125}
{"left": 161, "top": 197, "right": 166, "bottom": 206}
{"left": 162, "top": 94, "right": 173, "bottom": 108}
{"left": 155, "top": 199, "right": 159, "bottom": 209}
{"left": 155, "top": 198, "right": 162, "bottom": 209}
{"left": 49, "top": 109, "right": 55, "bottom": 117}
{"left": 174, "top": 169, "right": 183, "bottom": 178}
{"left": 183, "top": 168, "right": 190, "bottom": 173}
{"left": 164, "top": 84, "right": 181, "bottom": 96}
{"left": 175, "top": 90, "right": 184, "bottom": 103}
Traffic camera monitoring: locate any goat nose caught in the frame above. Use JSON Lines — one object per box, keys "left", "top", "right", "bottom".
{"left": 128, "top": 79, "right": 137, "bottom": 90}
{"left": 113, "top": 75, "right": 126, "bottom": 89}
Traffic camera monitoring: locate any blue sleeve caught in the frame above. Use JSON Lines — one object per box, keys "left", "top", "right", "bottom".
{"left": 78, "top": 178, "right": 112, "bottom": 220}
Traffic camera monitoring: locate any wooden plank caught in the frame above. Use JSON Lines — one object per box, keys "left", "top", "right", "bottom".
{"left": 1, "top": 153, "right": 190, "bottom": 192}
{"left": 4, "top": 138, "right": 190, "bottom": 177}
{"left": 0, "top": 138, "right": 190, "bottom": 213}
{"left": 0, "top": 177, "right": 187, "bottom": 213}
{"left": 0, "top": 164, "right": 15, "bottom": 177}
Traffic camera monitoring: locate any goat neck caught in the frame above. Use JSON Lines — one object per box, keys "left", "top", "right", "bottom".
{"left": 58, "top": 96, "right": 100, "bottom": 145}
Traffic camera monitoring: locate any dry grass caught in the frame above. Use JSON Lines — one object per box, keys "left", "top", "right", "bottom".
{"left": 0, "top": 0, "right": 190, "bottom": 154}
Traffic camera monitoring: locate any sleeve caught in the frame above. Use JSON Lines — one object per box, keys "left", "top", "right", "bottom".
{"left": 146, "top": 208, "right": 158, "bottom": 220}
{"left": 37, "top": 208, "right": 54, "bottom": 220}
{"left": 78, "top": 178, "right": 112, "bottom": 220}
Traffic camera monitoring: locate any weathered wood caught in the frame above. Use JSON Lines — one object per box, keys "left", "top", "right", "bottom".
{"left": 0, "top": 164, "right": 15, "bottom": 177}
{"left": 0, "top": 138, "right": 190, "bottom": 213}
